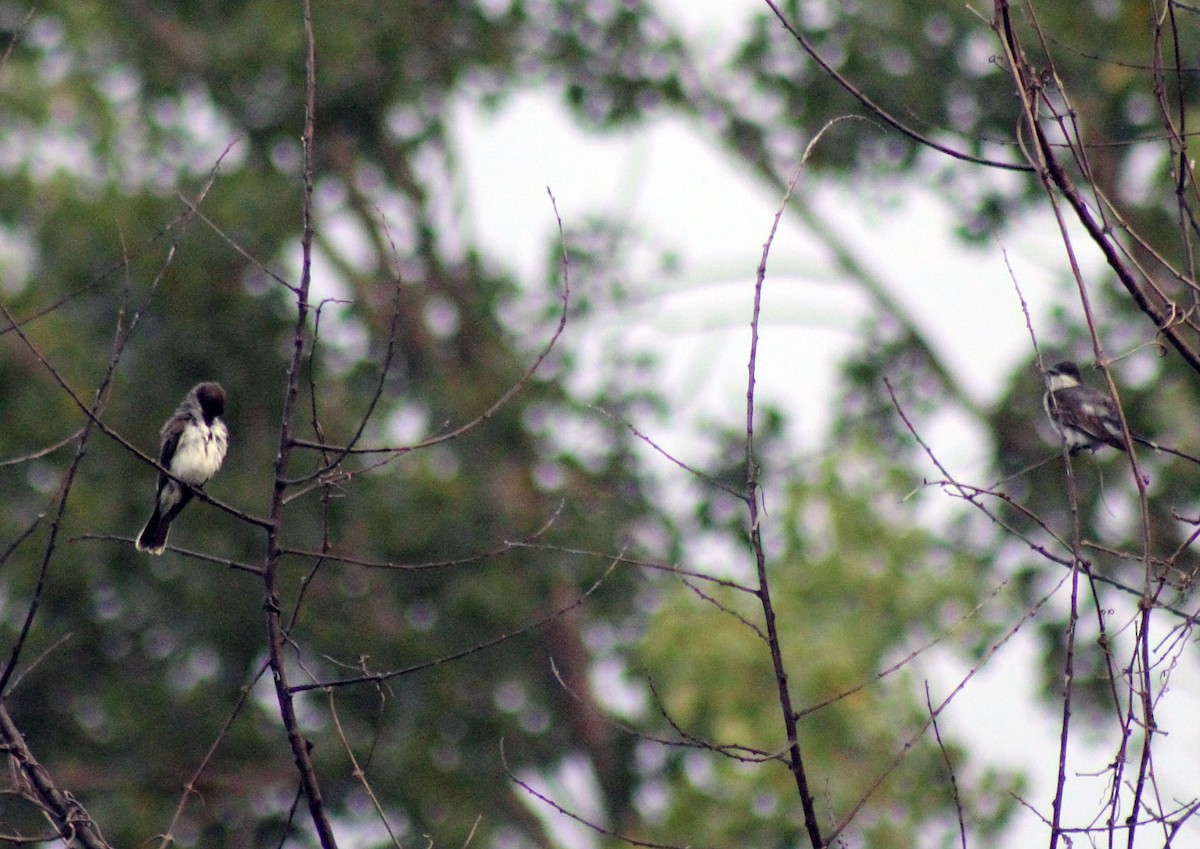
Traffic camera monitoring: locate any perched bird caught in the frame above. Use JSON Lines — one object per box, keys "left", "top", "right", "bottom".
{"left": 1042, "top": 361, "right": 1126, "bottom": 454}
{"left": 136, "top": 382, "right": 229, "bottom": 554}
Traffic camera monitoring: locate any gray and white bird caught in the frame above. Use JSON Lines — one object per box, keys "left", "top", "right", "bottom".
{"left": 1042, "top": 361, "right": 1126, "bottom": 454}
{"left": 136, "top": 382, "right": 229, "bottom": 554}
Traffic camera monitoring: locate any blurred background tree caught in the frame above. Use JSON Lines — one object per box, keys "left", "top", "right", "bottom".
{"left": 0, "top": 0, "right": 1196, "bottom": 847}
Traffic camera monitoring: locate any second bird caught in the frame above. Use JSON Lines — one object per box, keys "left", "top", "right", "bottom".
{"left": 1042, "top": 361, "right": 1126, "bottom": 453}
{"left": 136, "top": 382, "right": 229, "bottom": 554}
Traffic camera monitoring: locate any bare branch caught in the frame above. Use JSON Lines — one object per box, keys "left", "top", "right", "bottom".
{"left": 256, "top": 3, "right": 339, "bottom": 845}
{"left": 290, "top": 558, "right": 619, "bottom": 693}
{"left": 0, "top": 703, "right": 112, "bottom": 849}
{"left": 762, "top": 0, "right": 1034, "bottom": 173}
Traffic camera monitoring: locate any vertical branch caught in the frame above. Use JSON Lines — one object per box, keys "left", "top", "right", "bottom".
{"left": 1153, "top": 0, "right": 1200, "bottom": 285}
{"left": 1048, "top": 504, "right": 1083, "bottom": 849}
{"left": 989, "top": 9, "right": 1086, "bottom": 847}
{"left": 741, "top": 118, "right": 861, "bottom": 847}
{"left": 260, "top": 2, "right": 338, "bottom": 847}
{"left": 1124, "top": 604, "right": 1158, "bottom": 849}
{"left": 746, "top": 160, "right": 822, "bottom": 848}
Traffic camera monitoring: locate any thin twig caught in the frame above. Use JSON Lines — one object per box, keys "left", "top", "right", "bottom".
{"left": 285, "top": 186, "right": 573, "bottom": 471}
{"left": 155, "top": 660, "right": 272, "bottom": 849}
{"left": 762, "top": 0, "right": 1033, "bottom": 173}
{"left": 291, "top": 558, "right": 619, "bottom": 693}
{"left": 744, "top": 126, "right": 832, "bottom": 848}
{"left": 925, "top": 682, "right": 967, "bottom": 849}
{"left": 501, "top": 740, "right": 696, "bottom": 849}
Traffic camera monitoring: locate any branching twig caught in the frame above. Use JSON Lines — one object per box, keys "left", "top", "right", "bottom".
{"left": 0, "top": 703, "right": 112, "bottom": 848}
{"left": 762, "top": 0, "right": 1033, "bottom": 173}
{"left": 155, "top": 660, "right": 272, "bottom": 849}
{"left": 286, "top": 186, "right": 573, "bottom": 468}
{"left": 925, "top": 682, "right": 967, "bottom": 849}
{"left": 501, "top": 740, "right": 694, "bottom": 849}
{"left": 290, "top": 558, "right": 619, "bottom": 693}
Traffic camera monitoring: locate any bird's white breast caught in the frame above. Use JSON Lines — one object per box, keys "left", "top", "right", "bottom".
{"left": 170, "top": 420, "right": 229, "bottom": 485}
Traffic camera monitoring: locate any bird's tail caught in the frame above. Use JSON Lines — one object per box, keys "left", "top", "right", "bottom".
{"left": 1132, "top": 434, "right": 1200, "bottom": 466}
{"left": 136, "top": 508, "right": 170, "bottom": 555}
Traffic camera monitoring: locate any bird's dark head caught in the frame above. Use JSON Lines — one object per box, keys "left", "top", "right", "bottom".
{"left": 1047, "top": 361, "right": 1082, "bottom": 381}
{"left": 1045, "top": 361, "right": 1084, "bottom": 391}
{"left": 192, "top": 382, "right": 226, "bottom": 419}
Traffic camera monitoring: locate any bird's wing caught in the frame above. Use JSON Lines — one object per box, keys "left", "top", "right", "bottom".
{"left": 158, "top": 417, "right": 186, "bottom": 469}
{"left": 1057, "top": 386, "right": 1126, "bottom": 448}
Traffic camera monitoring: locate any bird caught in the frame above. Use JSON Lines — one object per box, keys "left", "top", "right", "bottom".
{"left": 1042, "top": 360, "right": 1127, "bottom": 454}
{"left": 136, "top": 382, "right": 229, "bottom": 554}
